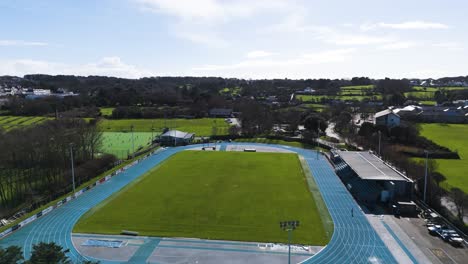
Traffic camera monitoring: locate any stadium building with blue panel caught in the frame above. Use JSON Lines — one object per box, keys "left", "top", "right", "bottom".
{"left": 331, "top": 150, "right": 415, "bottom": 213}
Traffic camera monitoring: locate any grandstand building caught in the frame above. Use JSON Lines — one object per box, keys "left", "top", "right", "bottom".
{"left": 159, "top": 130, "right": 194, "bottom": 146}
{"left": 331, "top": 150, "right": 414, "bottom": 209}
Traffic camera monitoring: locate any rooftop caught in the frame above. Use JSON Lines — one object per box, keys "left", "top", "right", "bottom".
{"left": 375, "top": 109, "right": 399, "bottom": 118}
{"left": 338, "top": 151, "right": 412, "bottom": 182}
{"left": 161, "top": 130, "right": 194, "bottom": 139}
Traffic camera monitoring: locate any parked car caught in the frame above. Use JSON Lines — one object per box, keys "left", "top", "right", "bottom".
{"left": 440, "top": 230, "right": 457, "bottom": 241}
{"left": 448, "top": 235, "right": 464, "bottom": 247}
{"left": 428, "top": 225, "right": 444, "bottom": 235}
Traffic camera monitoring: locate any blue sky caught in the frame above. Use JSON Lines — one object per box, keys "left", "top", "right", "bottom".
{"left": 0, "top": 0, "right": 467, "bottom": 79}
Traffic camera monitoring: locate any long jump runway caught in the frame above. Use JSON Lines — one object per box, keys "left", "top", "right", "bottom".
{"left": 0, "top": 144, "right": 397, "bottom": 263}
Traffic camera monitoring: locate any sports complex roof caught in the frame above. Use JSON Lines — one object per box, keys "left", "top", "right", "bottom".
{"left": 161, "top": 130, "right": 194, "bottom": 139}
{"left": 338, "top": 151, "right": 412, "bottom": 182}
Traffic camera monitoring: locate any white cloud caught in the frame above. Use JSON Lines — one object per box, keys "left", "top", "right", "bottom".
{"left": 378, "top": 41, "right": 418, "bottom": 50}
{"left": 136, "top": 0, "right": 295, "bottom": 46}
{"left": 193, "top": 48, "right": 356, "bottom": 73}
{"left": 268, "top": 17, "right": 396, "bottom": 46}
{"left": 173, "top": 28, "right": 229, "bottom": 48}
{"left": 322, "top": 33, "right": 395, "bottom": 46}
{"left": 246, "top": 50, "right": 274, "bottom": 58}
{"left": 433, "top": 42, "right": 463, "bottom": 51}
{"left": 0, "top": 57, "right": 154, "bottom": 79}
{"left": 361, "top": 21, "right": 449, "bottom": 31}
{"left": 136, "top": 0, "right": 290, "bottom": 23}
{"left": 0, "top": 40, "right": 48, "bottom": 46}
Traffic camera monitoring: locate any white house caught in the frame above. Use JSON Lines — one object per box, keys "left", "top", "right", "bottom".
{"left": 374, "top": 109, "right": 400, "bottom": 128}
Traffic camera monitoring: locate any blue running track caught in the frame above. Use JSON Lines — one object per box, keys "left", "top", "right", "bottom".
{"left": 0, "top": 144, "right": 397, "bottom": 263}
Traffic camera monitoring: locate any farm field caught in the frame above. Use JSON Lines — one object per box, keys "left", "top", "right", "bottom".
{"left": 299, "top": 104, "right": 327, "bottom": 112}
{"left": 0, "top": 116, "right": 49, "bottom": 130}
{"left": 100, "top": 132, "right": 156, "bottom": 159}
{"left": 339, "top": 85, "right": 376, "bottom": 96}
{"left": 99, "top": 107, "right": 115, "bottom": 116}
{"left": 98, "top": 118, "right": 230, "bottom": 136}
{"left": 413, "top": 86, "right": 468, "bottom": 91}
{"left": 418, "top": 101, "right": 437, "bottom": 106}
{"left": 297, "top": 94, "right": 381, "bottom": 102}
{"left": 74, "top": 151, "right": 329, "bottom": 245}
{"left": 419, "top": 123, "right": 468, "bottom": 193}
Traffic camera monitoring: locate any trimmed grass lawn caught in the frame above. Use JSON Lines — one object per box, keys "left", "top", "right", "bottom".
{"left": 101, "top": 132, "right": 157, "bottom": 159}
{"left": 419, "top": 124, "right": 468, "bottom": 193}
{"left": 99, "top": 118, "right": 229, "bottom": 136}
{"left": 74, "top": 151, "right": 329, "bottom": 245}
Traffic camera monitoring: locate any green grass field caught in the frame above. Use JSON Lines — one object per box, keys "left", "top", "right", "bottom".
{"left": 100, "top": 132, "right": 157, "bottom": 159}
{"left": 100, "top": 107, "right": 115, "bottom": 116}
{"left": 419, "top": 124, "right": 468, "bottom": 193}
{"left": 0, "top": 116, "right": 49, "bottom": 130}
{"left": 74, "top": 151, "right": 329, "bottom": 245}
{"left": 296, "top": 94, "right": 381, "bottom": 102}
{"left": 99, "top": 118, "right": 230, "bottom": 136}
{"left": 413, "top": 86, "right": 468, "bottom": 91}
{"left": 340, "top": 85, "right": 374, "bottom": 90}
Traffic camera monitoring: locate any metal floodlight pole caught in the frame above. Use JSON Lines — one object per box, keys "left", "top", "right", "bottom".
{"left": 280, "top": 220, "right": 299, "bottom": 264}
{"left": 316, "top": 120, "right": 320, "bottom": 160}
{"left": 69, "top": 144, "right": 75, "bottom": 195}
{"left": 131, "top": 125, "right": 135, "bottom": 155}
{"left": 378, "top": 131, "right": 381, "bottom": 156}
{"left": 424, "top": 150, "right": 429, "bottom": 203}
{"left": 287, "top": 228, "right": 292, "bottom": 264}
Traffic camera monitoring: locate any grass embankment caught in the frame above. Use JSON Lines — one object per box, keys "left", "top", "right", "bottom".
{"left": 419, "top": 124, "right": 468, "bottom": 193}
{"left": 74, "top": 151, "right": 329, "bottom": 245}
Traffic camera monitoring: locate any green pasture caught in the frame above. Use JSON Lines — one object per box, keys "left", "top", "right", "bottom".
{"left": 419, "top": 123, "right": 468, "bottom": 193}
{"left": 74, "top": 151, "right": 329, "bottom": 245}
{"left": 404, "top": 91, "right": 435, "bottom": 99}
{"left": 0, "top": 116, "right": 49, "bottom": 130}
{"left": 296, "top": 94, "right": 381, "bottom": 102}
{"left": 100, "top": 107, "right": 115, "bottom": 116}
{"left": 98, "top": 118, "right": 230, "bottom": 136}
{"left": 340, "top": 85, "right": 374, "bottom": 90}
{"left": 418, "top": 101, "right": 437, "bottom": 106}
{"left": 413, "top": 86, "right": 468, "bottom": 91}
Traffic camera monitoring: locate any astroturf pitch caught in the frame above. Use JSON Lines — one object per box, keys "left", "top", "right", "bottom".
{"left": 74, "top": 151, "right": 328, "bottom": 245}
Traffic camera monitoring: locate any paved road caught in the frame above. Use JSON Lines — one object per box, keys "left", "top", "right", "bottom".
{"left": 1, "top": 143, "right": 398, "bottom": 263}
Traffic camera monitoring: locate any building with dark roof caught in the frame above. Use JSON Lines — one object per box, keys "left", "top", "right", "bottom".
{"left": 331, "top": 150, "right": 413, "bottom": 206}
{"left": 209, "top": 108, "right": 233, "bottom": 117}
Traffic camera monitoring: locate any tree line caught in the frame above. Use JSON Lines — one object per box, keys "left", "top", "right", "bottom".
{"left": 0, "top": 119, "right": 116, "bottom": 217}
{"left": 0, "top": 242, "right": 98, "bottom": 264}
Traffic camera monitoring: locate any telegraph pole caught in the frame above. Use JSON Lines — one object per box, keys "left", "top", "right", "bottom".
{"left": 424, "top": 150, "right": 429, "bottom": 203}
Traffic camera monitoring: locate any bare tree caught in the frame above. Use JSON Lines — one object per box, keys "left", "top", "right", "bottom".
{"left": 449, "top": 187, "right": 467, "bottom": 223}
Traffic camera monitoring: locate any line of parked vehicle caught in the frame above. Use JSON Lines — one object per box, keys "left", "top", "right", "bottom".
{"left": 423, "top": 210, "right": 465, "bottom": 247}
